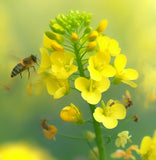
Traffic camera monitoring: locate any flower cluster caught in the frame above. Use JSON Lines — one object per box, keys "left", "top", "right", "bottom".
{"left": 30, "top": 10, "right": 138, "bottom": 104}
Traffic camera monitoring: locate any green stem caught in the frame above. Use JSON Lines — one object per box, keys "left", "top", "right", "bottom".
{"left": 74, "top": 41, "right": 106, "bottom": 160}
{"left": 74, "top": 43, "right": 85, "bottom": 77}
{"left": 90, "top": 104, "right": 106, "bottom": 160}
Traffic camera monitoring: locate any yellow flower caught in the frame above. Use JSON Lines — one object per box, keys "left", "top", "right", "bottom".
{"left": 51, "top": 51, "right": 78, "bottom": 79}
{"left": 60, "top": 103, "right": 82, "bottom": 122}
{"left": 88, "top": 51, "right": 116, "bottom": 81}
{"left": 0, "top": 143, "right": 56, "bottom": 160}
{"left": 138, "top": 131, "right": 156, "bottom": 160}
{"left": 30, "top": 73, "right": 70, "bottom": 99}
{"left": 115, "top": 131, "right": 132, "bottom": 148}
{"left": 114, "top": 54, "right": 139, "bottom": 87}
{"left": 96, "top": 19, "right": 108, "bottom": 33}
{"left": 97, "top": 35, "right": 121, "bottom": 56}
{"left": 93, "top": 100, "right": 126, "bottom": 129}
{"left": 38, "top": 48, "right": 52, "bottom": 73}
{"left": 75, "top": 77, "right": 110, "bottom": 105}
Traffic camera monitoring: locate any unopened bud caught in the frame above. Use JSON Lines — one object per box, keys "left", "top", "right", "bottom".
{"left": 97, "top": 19, "right": 108, "bottom": 33}
{"left": 87, "top": 41, "right": 97, "bottom": 51}
{"left": 89, "top": 30, "right": 98, "bottom": 41}
{"left": 51, "top": 41, "right": 64, "bottom": 51}
{"left": 71, "top": 33, "right": 78, "bottom": 41}
{"left": 85, "top": 131, "right": 95, "bottom": 141}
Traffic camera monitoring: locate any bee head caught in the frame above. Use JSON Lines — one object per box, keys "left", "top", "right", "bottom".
{"left": 31, "top": 55, "right": 37, "bottom": 63}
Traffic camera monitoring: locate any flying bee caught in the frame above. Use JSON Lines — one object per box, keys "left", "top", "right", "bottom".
{"left": 11, "top": 55, "right": 37, "bottom": 78}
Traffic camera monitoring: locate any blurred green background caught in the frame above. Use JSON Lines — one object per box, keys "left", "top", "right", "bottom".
{"left": 0, "top": 0, "right": 156, "bottom": 159}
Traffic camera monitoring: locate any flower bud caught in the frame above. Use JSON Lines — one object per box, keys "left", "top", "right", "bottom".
{"left": 89, "top": 30, "right": 98, "bottom": 41}
{"left": 50, "top": 23, "right": 65, "bottom": 34}
{"left": 51, "top": 41, "right": 64, "bottom": 51}
{"left": 71, "top": 33, "right": 78, "bottom": 41}
{"left": 97, "top": 19, "right": 108, "bottom": 33}
{"left": 60, "top": 103, "right": 81, "bottom": 122}
{"left": 87, "top": 41, "right": 97, "bottom": 51}
{"left": 84, "top": 26, "right": 92, "bottom": 34}
{"left": 85, "top": 131, "right": 95, "bottom": 141}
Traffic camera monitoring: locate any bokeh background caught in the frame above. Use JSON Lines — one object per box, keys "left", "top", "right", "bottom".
{"left": 0, "top": 0, "right": 156, "bottom": 160}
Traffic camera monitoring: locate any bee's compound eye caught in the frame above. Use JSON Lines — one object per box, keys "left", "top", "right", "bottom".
{"left": 31, "top": 55, "right": 37, "bottom": 62}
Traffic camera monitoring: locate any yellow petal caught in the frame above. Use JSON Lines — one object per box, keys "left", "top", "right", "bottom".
{"left": 140, "top": 136, "right": 152, "bottom": 155}
{"left": 82, "top": 90, "right": 101, "bottom": 105}
{"left": 122, "top": 69, "right": 139, "bottom": 80}
{"left": 88, "top": 65, "right": 103, "bottom": 81}
{"left": 95, "top": 77, "right": 110, "bottom": 93}
{"left": 101, "top": 65, "right": 116, "bottom": 77}
{"left": 111, "top": 103, "right": 126, "bottom": 119}
{"left": 102, "top": 116, "right": 118, "bottom": 129}
{"left": 121, "top": 79, "right": 138, "bottom": 88}
{"left": 114, "top": 54, "right": 127, "bottom": 73}
{"left": 53, "top": 87, "right": 66, "bottom": 99}
{"left": 38, "top": 48, "right": 51, "bottom": 73}
{"left": 46, "top": 78, "right": 58, "bottom": 95}
{"left": 75, "top": 77, "right": 89, "bottom": 92}
{"left": 93, "top": 107, "right": 104, "bottom": 122}
{"left": 108, "top": 39, "right": 121, "bottom": 56}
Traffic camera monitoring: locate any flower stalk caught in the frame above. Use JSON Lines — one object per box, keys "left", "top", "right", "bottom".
{"left": 90, "top": 104, "right": 106, "bottom": 160}
{"left": 74, "top": 39, "right": 106, "bottom": 159}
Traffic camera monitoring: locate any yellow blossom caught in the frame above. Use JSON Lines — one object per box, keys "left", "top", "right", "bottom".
{"left": 138, "top": 131, "right": 156, "bottom": 160}
{"left": 88, "top": 51, "right": 116, "bottom": 81}
{"left": 30, "top": 73, "right": 70, "bottom": 99}
{"left": 114, "top": 54, "right": 139, "bottom": 87}
{"left": 60, "top": 103, "right": 82, "bottom": 122}
{"left": 75, "top": 77, "right": 110, "bottom": 105}
{"left": 115, "top": 131, "right": 132, "bottom": 148}
{"left": 93, "top": 100, "right": 126, "bottom": 129}
{"left": 97, "top": 35, "right": 121, "bottom": 56}
{"left": 40, "top": 119, "right": 57, "bottom": 140}
{"left": 38, "top": 48, "right": 51, "bottom": 73}
{"left": 96, "top": 19, "right": 108, "bottom": 33}
{"left": 51, "top": 51, "right": 78, "bottom": 79}
{"left": 111, "top": 145, "right": 138, "bottom": 160}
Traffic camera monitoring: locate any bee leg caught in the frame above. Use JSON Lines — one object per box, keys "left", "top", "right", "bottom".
{"left": 20, "top": 73, "right": 22, "bottom": 79}
{"left": 28, "top": 68, "right": 30, "bottom": 79}
{"left": 32, "top": 66, "right": 36, "bottom": 72}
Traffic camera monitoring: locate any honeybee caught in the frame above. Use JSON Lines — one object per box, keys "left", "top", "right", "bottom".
{"left": 11, "top": 55, "right": 37, "bottom": 78}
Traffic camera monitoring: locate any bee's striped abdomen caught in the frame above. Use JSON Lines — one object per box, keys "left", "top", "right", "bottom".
{"left": 11, "top": 63, "right": 25, "bottom": 77}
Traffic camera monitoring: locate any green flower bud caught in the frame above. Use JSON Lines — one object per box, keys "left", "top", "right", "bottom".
{"left": 50, "top": 23, "right": 65, "bottom": 34}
